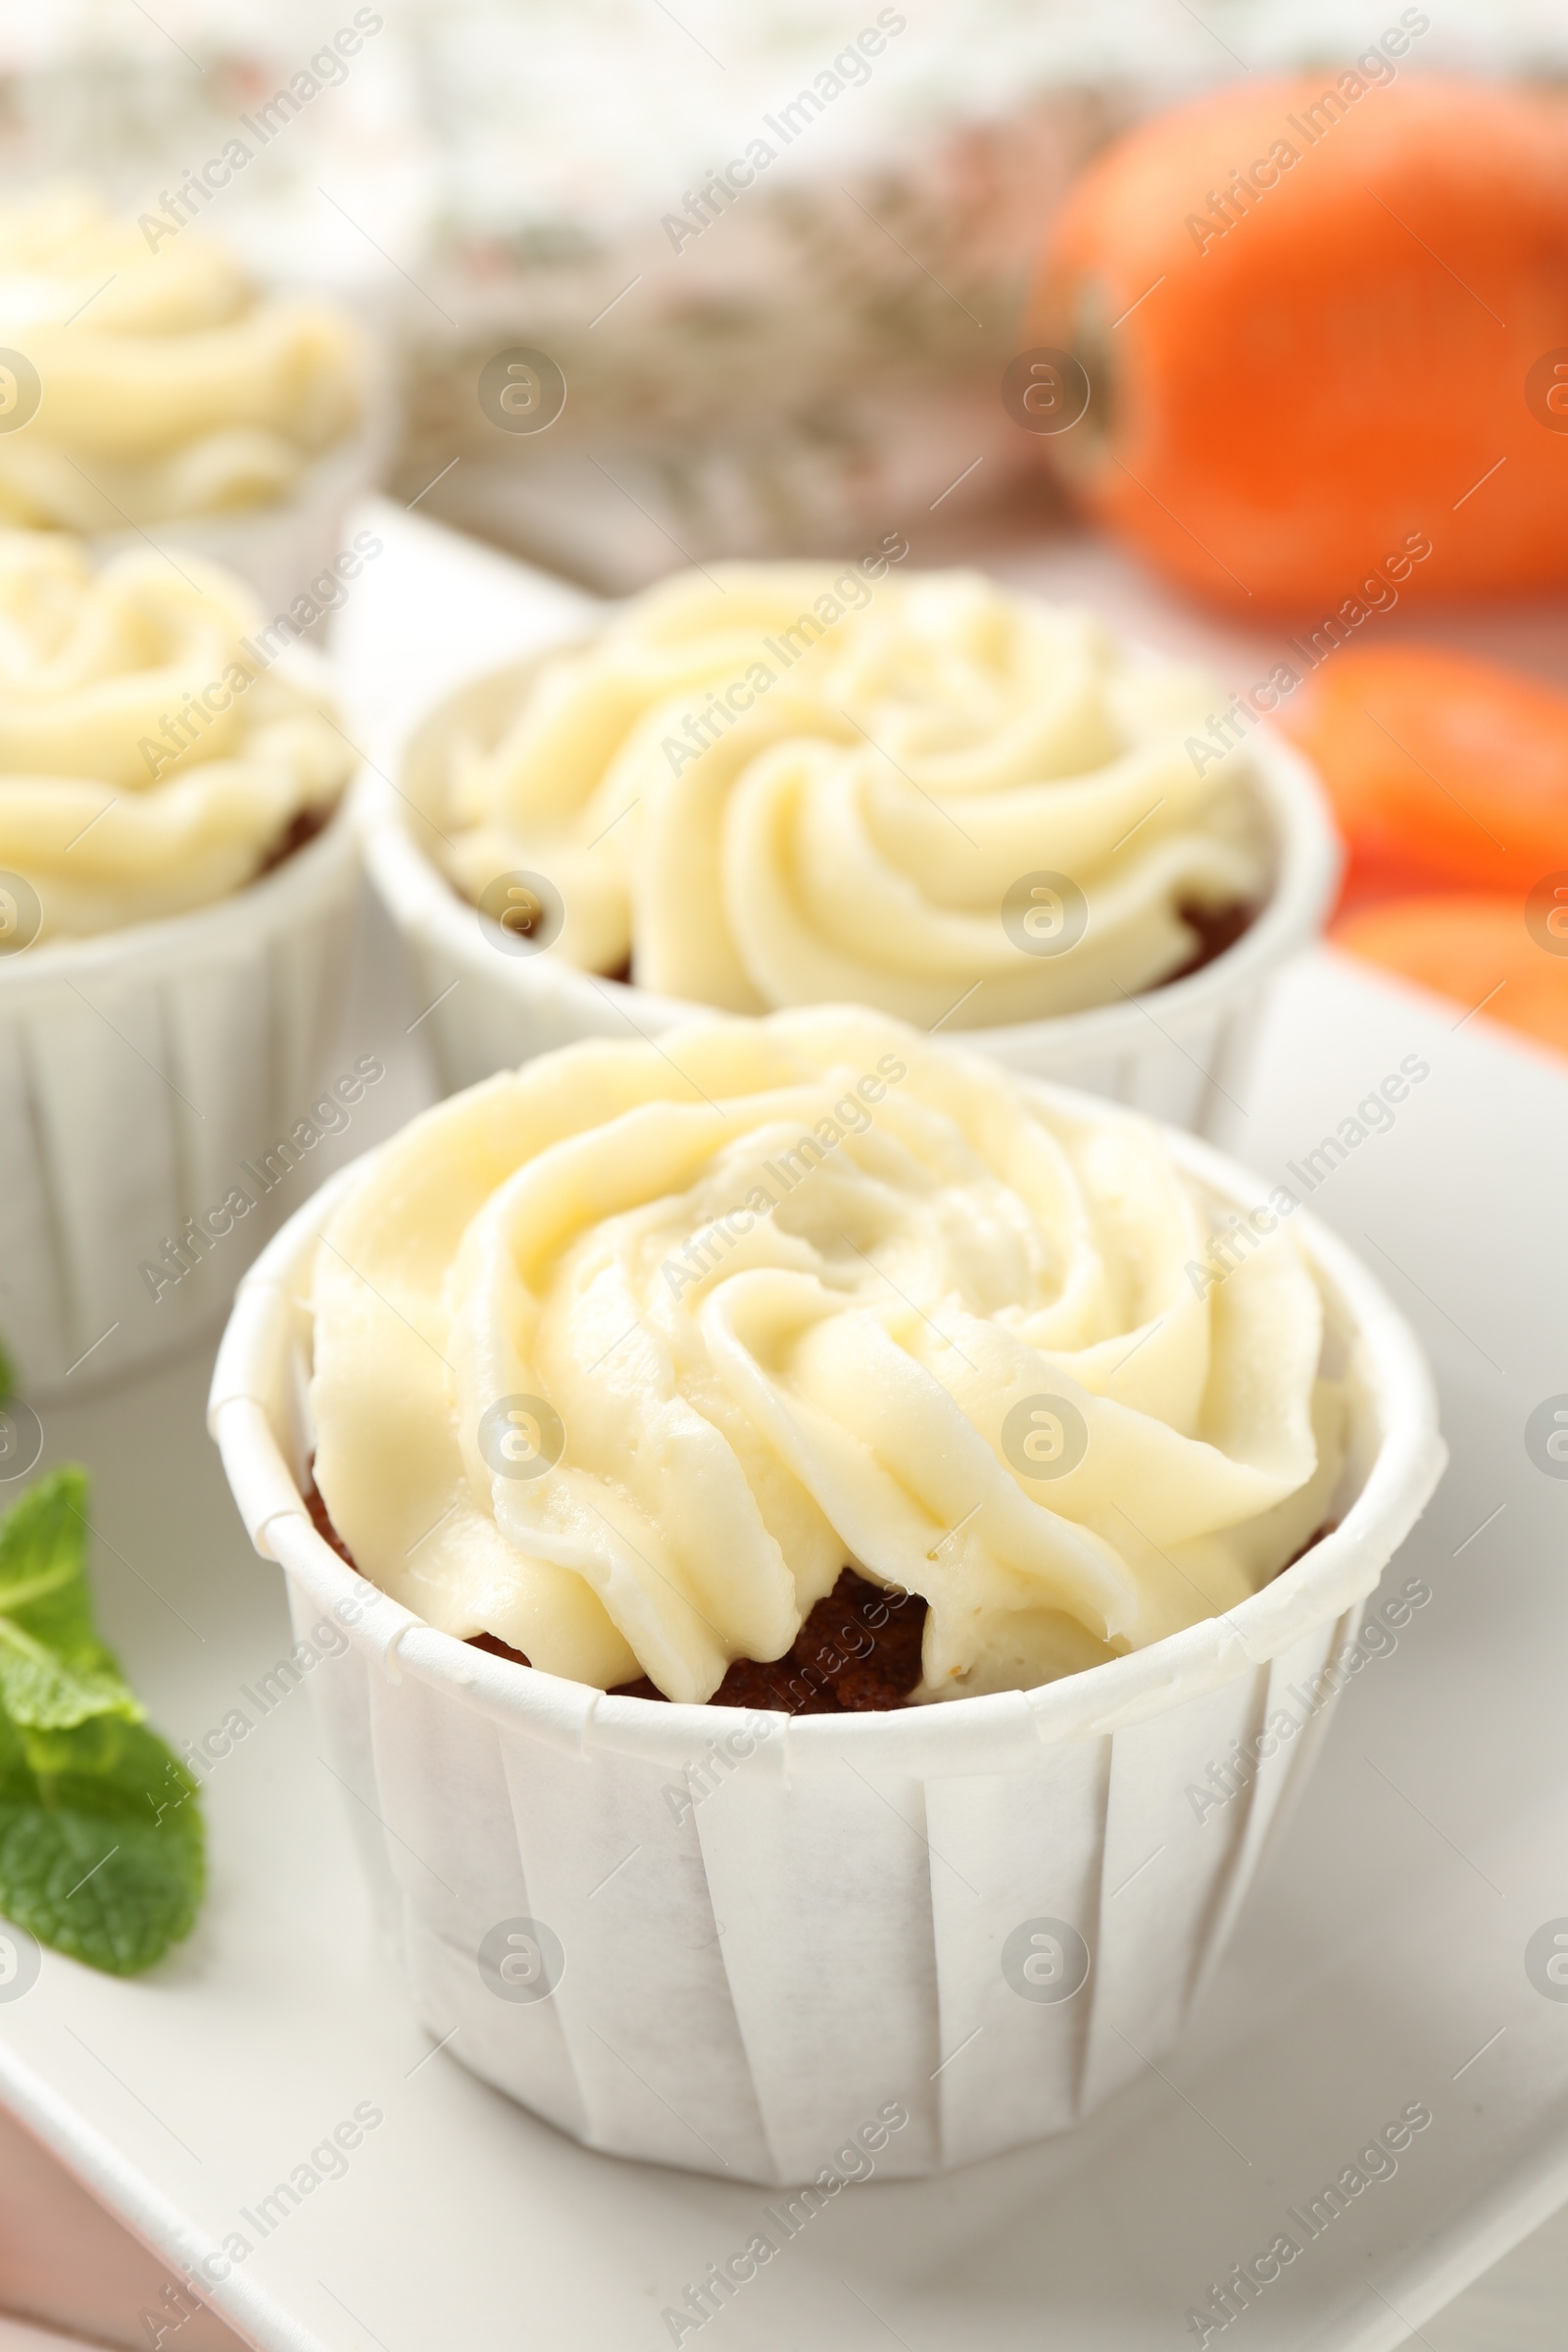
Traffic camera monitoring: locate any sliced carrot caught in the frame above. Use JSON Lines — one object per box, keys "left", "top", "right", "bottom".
{"left": 1278, "top": 644, "right": 1568, "bottom": 900}
{"left": 1334, "top": 893, "right": 1568, "bottom": 1057}
{"left": 1030, "top": 74, "right": 1568, "bottom": 612}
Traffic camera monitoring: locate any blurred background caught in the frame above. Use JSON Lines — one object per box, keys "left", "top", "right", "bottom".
{"left": 3, "top": 0, "right": 1560, "bottom": 592}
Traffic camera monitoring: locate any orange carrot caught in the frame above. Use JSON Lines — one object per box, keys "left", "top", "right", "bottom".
{"left": 1277, "top": 644, "right": 1568, "bottom": 901}
{"left": 1334, "top": 894, "right": 1568, "bottom": 1058}
{"left": 1029, "top": 70, "right": 1568, "bottom": 612}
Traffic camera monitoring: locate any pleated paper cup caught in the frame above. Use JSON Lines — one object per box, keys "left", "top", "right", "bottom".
{"left": 0, "top": 655, "right": 362, "bottom": 1400}
{"left": 208, "top": 1086, "right": 1444, "bottom": 2186}
{"left": 361, "top": 649, "right": 1341, "bottom": 1134}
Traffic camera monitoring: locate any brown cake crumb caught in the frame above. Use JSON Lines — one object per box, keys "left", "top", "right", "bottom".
{"left": 472, "top": 1572, "right": 930, "bottom": 1710}
{"left": 571, "top": 894, "right": 1255, "bottom": 998}
{"left": 306, "top": 1469, "right": 544, "bottom": 1671}
{"left": 304, "top": 1467, "right": 1318, "bottom": 1710}
{"left": 1281, "top": 1521, "right": 1337, "bottom": 1574}
{"left": 257, "top": 802, "right": 333, "bottom": 879}
{"left": 1160, "top": 896, "right": 1259, "bottom": 987}
{"left": 304, "top": 1462, "right": 358, "bottom": 1568}
{"left": 611, "top": 1568, "right": 927, "bottom": 1714}
{"left": 468, "top": 1630, "right": 532, "bottom": 1667}
{"left": 299, "top": 1453, "right": 928, "bottom": 1712}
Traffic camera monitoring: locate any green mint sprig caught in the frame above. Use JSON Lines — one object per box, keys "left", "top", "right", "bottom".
{"left": 0, "top": 1467, "right": 205, "bottom": 1976}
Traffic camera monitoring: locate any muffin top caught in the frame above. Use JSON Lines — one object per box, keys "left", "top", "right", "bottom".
{"left": 309, "top": 1009, "right": 1343, "bottom": 1705}
{"left": 438, "top": 561, "right": 1269, "bottom": 1026}
{"left": 0, "top": 186, "right": 365, "bottom": 530}
{"left": 0, "top": 534, "right": 352, "bottom": 944}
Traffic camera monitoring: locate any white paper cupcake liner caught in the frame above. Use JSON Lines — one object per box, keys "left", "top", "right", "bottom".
{"left": 0, "top": 677, "right": 363, "bottom": 1399}
{"left": 208, "top": 1090, "right": 1444, "bottom": 2185}
{"left": 360, "top": 650, "right": 1341, "bottom": 1134}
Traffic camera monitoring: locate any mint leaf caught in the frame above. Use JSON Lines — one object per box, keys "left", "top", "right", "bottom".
{"left": 0, "top": 1470, "right": 204, "bottom": 1977}
{"left": 0, "top": 1714, "right": 204, "bottom": 1975}
{"left": 0, "top": 1468, "right": 142, "bottom": 1730}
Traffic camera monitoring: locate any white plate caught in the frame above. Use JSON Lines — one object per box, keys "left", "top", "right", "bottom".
{"left": 1, "top": 510, "right": 1565, "bottom": 2352}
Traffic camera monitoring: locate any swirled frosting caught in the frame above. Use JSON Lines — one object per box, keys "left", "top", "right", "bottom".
{"left": 0, "top": 533, "right": 353, "bottom": 941}
{"left": 308, "top": 1010, "right": 1344, "bottom": 1703}
{"left": 0, "top": 187, "right": 364, "bottom": 529}
{"left": 439, "top": 563, "right": 1270, "bottom": 1023}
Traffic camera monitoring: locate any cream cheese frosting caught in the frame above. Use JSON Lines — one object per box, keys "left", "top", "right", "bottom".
{"left": 0, "top": 533, "right": 353, "bottom": 941}
{"left": 0, "top": 187, "right": 365, "bottom": 529}
{"left": 438, "top": 561, "right": 1270, "bottom": 1024}
{"left": 308, "top": 1009, "right": 1343, "bottom": 1704}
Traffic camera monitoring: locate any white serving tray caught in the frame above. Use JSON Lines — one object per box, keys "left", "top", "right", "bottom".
{"left": 2, "top": 510, "right": 1566, "bottom": 2352}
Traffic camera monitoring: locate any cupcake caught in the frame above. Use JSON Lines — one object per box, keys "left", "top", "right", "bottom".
{"left": 211, "top": 1008, "right": 1444, "bottom": 2180}
{"left": 363, "top": 561, "right": 1340, "bottom": 1128}
{"left": 0, "top": 186, "right": 382, "bottom": 612}
{"left": 0, "top": 530, "right": 362, "bottom": 1395}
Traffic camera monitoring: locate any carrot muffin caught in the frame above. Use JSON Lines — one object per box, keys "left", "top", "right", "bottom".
{"left": 0, "top": 185, "right": 365, "bottom": 532}
{"left": 307, "top": 1008, "right": 1344, "bottom": 1704}
{"left": 431, "top": 561, "right": 1270, "bottom": 1026}
{"left": 0, "top": 531, "right": 354, "bottom": 944}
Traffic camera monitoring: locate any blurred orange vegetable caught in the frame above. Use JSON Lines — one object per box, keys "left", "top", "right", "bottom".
{"left": 1277, "top": 644, "right": 1568, "bottom": 906}
{"left": 1030, "top": 67, "right": 1568, "bottom": 612}
{"left": 1334, "top": 894, "right": 1568, "bottom": 1057}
